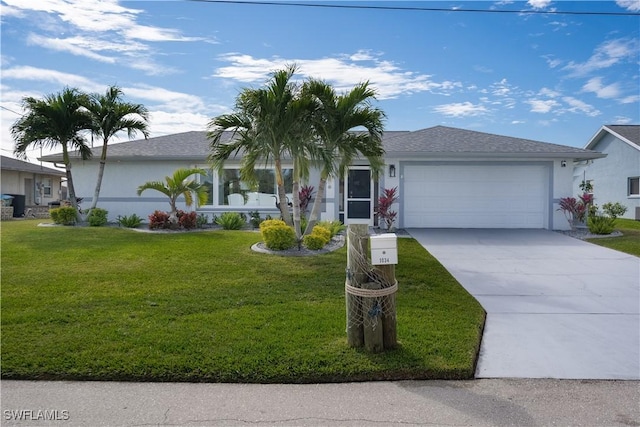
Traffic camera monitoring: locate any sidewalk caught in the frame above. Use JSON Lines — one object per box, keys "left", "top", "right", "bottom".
{"left": 2, "top": 379, "right": 639, "bottom": 426}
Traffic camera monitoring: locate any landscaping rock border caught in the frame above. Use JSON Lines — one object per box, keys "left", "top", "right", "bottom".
{"left": 251, "top": 235, "right": 345, "bottom": 256}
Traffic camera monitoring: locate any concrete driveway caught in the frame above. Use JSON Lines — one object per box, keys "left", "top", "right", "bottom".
{"left": 407, "top": 229, "right": 640, "bottom": 379}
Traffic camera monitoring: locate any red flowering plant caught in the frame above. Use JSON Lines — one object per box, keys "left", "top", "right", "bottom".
{"left": 558, "top": 196, "right": 589, "bottom": 230}
{"left": 377, "top": 187, "right": 399, "bottom": 231}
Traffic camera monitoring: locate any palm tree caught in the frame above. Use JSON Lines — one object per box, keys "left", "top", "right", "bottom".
{"left": 136, "top": 168, "right": 209, "bottom": 224}
{"left": 85, "top": 85, "right": 149, "bottom": 215}
{"left": 301, "top": 80, "right": 386, "bottom": 235}
{"left": 11, "top": 87, "right": 93, "bottom": 216}
{"left": 207, "top": 65, "right": 315, "bottom": 233}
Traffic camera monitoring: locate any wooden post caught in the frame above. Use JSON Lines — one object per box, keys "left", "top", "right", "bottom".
{"left": 346, "top": 224, "right": 368, "bottom": 348}
{"left": 362, "top": 281, "right": 384, "bottom": 353}
{"left": 376, "top": 264, "right": 397, "bottom": 349}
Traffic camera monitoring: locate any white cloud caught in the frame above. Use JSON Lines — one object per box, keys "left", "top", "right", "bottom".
{"left": 1, "top": 65, "right": 104, "bottom": 92}
{"left": 619, "top": 94, "right": 640, "bottom": 104}
{"left": 527, "top": 0, "right": 552, "bottom": 9}
{"left": 581, "top": 77, "right": 621, "bottom": 99}
{"left": 527, "top": 99, "right": 560, "bottom": 113}
{"left": 433, "top": 102, "right": 489, "bottom": 117}
{"left": 539, "top": 87, "right": 561, "bottom": 98}
{"left": 616, "top": 0, "right": 640, "bottom": 11}
{"left": 562, "top": 96, "right": 600, "bottom": 117}
{"left": 563, "top": 38, "right": 640, "bottom": 76}
{"left": 143, "top": 111, "right": 211, "bottom": 137}
{"left": 213, "top": 52, "right": 462, "bottom": 100}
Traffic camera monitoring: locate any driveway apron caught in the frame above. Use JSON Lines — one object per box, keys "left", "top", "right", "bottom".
{"left": 407, "top": 229, "right": 640, "bottom": 379}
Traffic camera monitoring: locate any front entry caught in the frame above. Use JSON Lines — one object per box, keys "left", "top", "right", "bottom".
{"left": 345, "top": 167, "right": 374, "bottom": 226}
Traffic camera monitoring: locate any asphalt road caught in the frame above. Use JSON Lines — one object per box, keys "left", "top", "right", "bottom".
{"left": 2, "top": 379, "right": 639, "bottom": 426}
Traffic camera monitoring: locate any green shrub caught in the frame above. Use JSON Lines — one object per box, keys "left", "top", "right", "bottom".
{"left": 87, "top": 208, "right": 108, "bottom": 227}
{"left": 216, "top": 212, "right": 245, "bottom": 230}
{"left": 311, "top": 225, "right": 331, "bottom": 242}
{"left": 587, "top": 215, "right": 616, "bottom": 235}
{"left": 49, "top": 206, "right": 77, "bottom": 225}
{"left": 117, "top": 214, "right": 143, "bottom": 228}
{"left": 259, "top": 219, "right": 287, "bottom": 231}
{"left": 602, "top": 202, "right": 627, "bottom": 220}
{"left": 196, "top": 213, "right": 209, "bottom": 228}
{"left": 261, "top": 223, "right": 296, "bottom": 250}
{"left": 303, "top": 233, "right": 327, "bottom": 250}
{"left": 316, "top": 220, "right": 346, "bottom": 238}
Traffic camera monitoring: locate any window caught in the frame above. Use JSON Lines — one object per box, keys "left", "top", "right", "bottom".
{"left": 629, "top": 177, "right": 640, "bottom": 196}
{"left": 217, "top": 168, "right": 293, "bottom": 206}
{"left": 42, "top": 178, "right": 52, "bottom": 196}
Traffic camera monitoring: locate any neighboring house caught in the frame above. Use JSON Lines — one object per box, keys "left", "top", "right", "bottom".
{"left": 573, "top": 125, "right": 640, "bottom": 220}
{"left": 1, "top": 155, "right": 65, "bottom": 217}
{"left": 40, "top": 126, "right": 604, "bottom": 230}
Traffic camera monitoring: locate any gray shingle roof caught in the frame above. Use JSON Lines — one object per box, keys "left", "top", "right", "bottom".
{"left": 40, "top": 126, "right": 603, "bottom": 162}
{"left": 383, "top": 126, "right": 603, "bottom": 159}
{"left": 605, "top": 125, "right": 640, "bottom": 148}
{"left": 1, "top": 155, "right": 65, "bottom": 176}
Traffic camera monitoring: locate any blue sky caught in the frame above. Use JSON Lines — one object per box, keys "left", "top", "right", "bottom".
{"left": 1, "top": 0, "right": 639, "bottom": 163}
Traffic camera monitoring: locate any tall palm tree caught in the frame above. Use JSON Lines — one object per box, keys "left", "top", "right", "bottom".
{"left": 207, "top": 65, "right": 315, "bottom": 233}
{"left": 11, "top": 87, "right": 93, "bottom": 216}
{"left": 301, "top": 80, "right": 386, "bottom": 235}
{"left": 136, "top": 168, "right": 209, "bottom": 223}
{"left": 85, "top": 85, "right": 149, "bottom": 214}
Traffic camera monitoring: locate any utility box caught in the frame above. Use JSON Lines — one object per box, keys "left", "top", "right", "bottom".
{"left": 370, "top": 233, "right": 398, "bottom": 265}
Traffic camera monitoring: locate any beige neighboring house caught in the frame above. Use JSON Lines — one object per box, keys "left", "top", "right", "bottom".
{"left": 1, "top": 155, "right": 65, "bottom": 218}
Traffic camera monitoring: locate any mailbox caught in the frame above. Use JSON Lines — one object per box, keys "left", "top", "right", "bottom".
{"left": 370, "top": 233, "right": 398, "bottom": 265}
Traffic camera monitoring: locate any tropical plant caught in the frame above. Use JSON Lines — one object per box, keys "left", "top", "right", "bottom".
{"left": 602, "top": 202, "right": 627, "bottom": 220}
{"left": 260, "top": 220, "right": 297, "bottom": 250}
{"left": 196, "top": 213, "right": 209, "bottom": 228}
{"left": 249, "top": 210, "right": 262, "bottom": 228}
{"left": 11, "top": 87, "right": 93, "bottom": 217}
{"left": 587, "top": 215, "right": 616, "bottom": 235}
{"left": 148, "top": 210, "right": 171, "bottom": 229}
{"left": 49, "top": 206, "right": 77, "bottom": 225}
{"left": 116, "top": 214, "right": 143, "bottom": 228}
{"left": 178, "top": 211, "right": 198, "bottom": 230}
{"left": 137, "top": 168, "right": 209, "bottom": 224}
{"left": 298, "top": 185, "right": 315, "bottom": 216}
{"left": 301, "top": 79, "right": 385, "bottom": 235}
{"left": 84, "top": 86, "right": 149, "bottom": 216}
{"left": 215, "top": 212, "right": 245, "bottom": 230}
{"left": 377, "top": 187, "right": 399, "bottom": 230}
{"left": 558, "top": 196, "right": 587, "bottom": 230}
{"left": 317, "top": 220, "right": 346, "bottom": 237}
{"left": 207, "top": 65, "right": 315, "bottom": 236}
{"left": 87, "top": 208, "right": 108, "bottom": 227}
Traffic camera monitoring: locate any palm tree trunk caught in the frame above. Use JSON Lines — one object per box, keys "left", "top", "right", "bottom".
{"left": 89, "top": 148, "right": 108, "bottom": 212}
{"left": 304, "top": 170, "right": 328, "bottom": 236}
{"left": 62, "top": 145, "right": 82, "bottom": 223}
{"left": 291, "top": 160, "right": 302, "bottom": 245}
{"left": 274, "top": 158, "right": 292, "bottom": 227}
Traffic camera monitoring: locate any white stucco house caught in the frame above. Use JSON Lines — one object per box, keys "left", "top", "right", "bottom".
{"left": 573, "top": 125, "right": 640, "bottom": 220}
{"left": 1, "top": 155, "right": 65, "bottom": 217}
{"left": 40, "top": 125, "right": 605, "bottom": 230}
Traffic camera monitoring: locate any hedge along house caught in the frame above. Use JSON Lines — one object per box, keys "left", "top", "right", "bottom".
{"left": 40, "top": 125, "right": 604, "bottom": 230}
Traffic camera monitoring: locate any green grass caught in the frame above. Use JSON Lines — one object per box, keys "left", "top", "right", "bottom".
{"left": 1, "top": 220, "right": 485, "bottom": 383}
{"left": 586, "top": 218, "right": 640, "bottom": 257}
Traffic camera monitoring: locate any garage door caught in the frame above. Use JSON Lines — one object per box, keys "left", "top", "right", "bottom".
{"left": 403, "top": 164, "right": 548, "bottom": 228}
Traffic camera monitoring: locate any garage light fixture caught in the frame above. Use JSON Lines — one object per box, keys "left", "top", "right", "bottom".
{"left": 561, "top": 160, "right": 567, "bottom": 167}
{"left": 389, "top": 164, "right": 396, "bottom": 177}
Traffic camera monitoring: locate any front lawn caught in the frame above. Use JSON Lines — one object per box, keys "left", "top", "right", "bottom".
{"left": 587, "top": 218, "right": 640, "bottom": 257}
{"left": 1, "top": 220, "right": 485, "bottom": 383}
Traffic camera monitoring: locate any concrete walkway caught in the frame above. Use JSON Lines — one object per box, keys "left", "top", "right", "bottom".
{"left": 407, "top": 229, "right": 640, "bottom": 380}
{"left": 2, "top": 379, "right": 639, "bottom": 426}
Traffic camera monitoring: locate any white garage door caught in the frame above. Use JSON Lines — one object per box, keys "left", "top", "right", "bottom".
{"left": 403, "top": 164, "right": 548, "bottom": 228}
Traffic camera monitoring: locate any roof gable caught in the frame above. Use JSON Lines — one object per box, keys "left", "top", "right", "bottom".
{"left": 585, "top": 125, "right": 640, "bottom": 152}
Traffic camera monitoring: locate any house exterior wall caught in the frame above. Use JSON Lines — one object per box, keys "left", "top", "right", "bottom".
{"left": 573, "top": 133, "right": 640, "bottom": 219}
{"left": 1, "top": 169, "right": 63, "bottom": 205}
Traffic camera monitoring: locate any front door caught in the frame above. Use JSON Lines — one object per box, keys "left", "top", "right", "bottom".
{"left": 345, "top": 167, "right": 373, "bottom": 225}
{"left": 24, "top": 178, "right": 34, "bottom": 206}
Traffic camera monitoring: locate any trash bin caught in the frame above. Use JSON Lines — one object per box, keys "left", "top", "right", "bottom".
{"left": 7, "top": 194, "right": 25, "bottom": 217}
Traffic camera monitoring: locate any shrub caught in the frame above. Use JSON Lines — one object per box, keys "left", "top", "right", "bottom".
{"left": 216, "top": 212, "right": 245, "bottom": 230}
{"left": 602, "top": 202, "right": 627, "bottom": 220}
{"left": 148, "top": 210, "right": 170, "bottom": 229}
{"left": 87, "top": 208, "right": 108, "bottom": 227}
{"left": 196, "top": 213, "right": 209, "bottom": 228}
{"left": 303, "top": 225, "right": 331, "bottom": 250}
{"left": 261, "top": 223, "right": 296, "bottom": 250}
{"left": 298, "top": 185, "right": 314, "bottom": 215}
{"left": 303, "top": 233, "right": 327, "bottom": 250}
{"left": 377, "top": 187, "right": 398, "bottom": 230}
{"left": 587, "top": 215, "right": 616, "bottom": 235}
{"left": 117, "top": 214, "right": 143, "bottom": 228}
{"left": 50, "top": 207, "right": 77, "bottom": 225}
{"left": 259, "top": 219, "right": 287, "bottom": 231}
{"left": 249, "top": 210, "right": 262, "bottom": 228}
{"left": 558, "top": 197, "right": 587, "bottom": 228}
{"left": 317, "top": 220, "right": 346, "bottom": 238}
{"left": 178, "top": 211, "right": 198, "bottom": 230}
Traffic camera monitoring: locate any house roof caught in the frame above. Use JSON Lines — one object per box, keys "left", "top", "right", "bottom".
{"left": 1, "top": 155, "right": 65, "bottom": 176}
{"left": 383, "top": 126, "right": 604, "bottom": 159}
{"left": 585, "top": 124, "right": 640, "bottom": 151}
{"left": 40, "top": 126, "right": 604, "bottom": 163}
